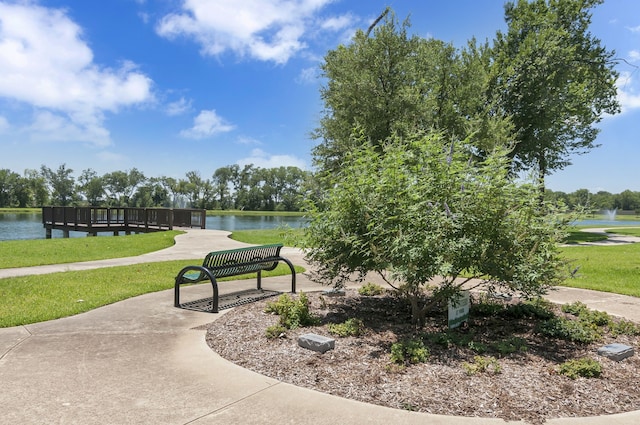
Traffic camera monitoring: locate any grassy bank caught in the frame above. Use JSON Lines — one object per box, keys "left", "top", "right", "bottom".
{"left": 0, "top": 261, "right": 304, "bottom": 327}
{"left": 207, "top": 209, "right": 305, "bottom": 216}
{"left": 0, "top": 231, "right": 182, "bottom": 269}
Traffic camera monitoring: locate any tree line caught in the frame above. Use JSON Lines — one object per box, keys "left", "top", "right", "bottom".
{"left": 0, "top": 164, "right": 311, "bottom": 211}
{"left": 546, "top": 189, "right": 640, "bottom": 213}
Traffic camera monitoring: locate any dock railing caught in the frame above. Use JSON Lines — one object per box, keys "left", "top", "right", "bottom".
{"left": 42, "top": 206, "right": 206, "bottom": 238}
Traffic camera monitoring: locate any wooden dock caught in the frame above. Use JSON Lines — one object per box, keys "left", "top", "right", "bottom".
{"left": 42, "top": 206, "right": 206, "bottom": 238}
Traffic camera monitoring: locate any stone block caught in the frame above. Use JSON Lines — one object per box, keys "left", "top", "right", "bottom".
{"left": 323, "top": 289, "right": 345, "bottom": 297}
{"left": 298, "top": 333, "right": 335, "bottom": 353}
{"left": 597, "top": 343, "right": 634, "bottom": 361}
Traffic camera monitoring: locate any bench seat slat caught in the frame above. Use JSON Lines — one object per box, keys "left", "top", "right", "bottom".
{"left": 174, "top": 243, "right": 296, "bottom": 313}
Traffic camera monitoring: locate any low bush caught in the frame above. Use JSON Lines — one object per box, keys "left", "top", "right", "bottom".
{"left": 358, "top": 282, "right": 386, "bottom": 296}
{"left": 264, "top": 292, "right": 319, "bottom": 330}
{"left": 462, "top": 356, "right": 501, "bottom": 375}
{"left": 537, "top": 317, "right": 601, "bottom": 344}
{"left": 390, "top": 339, "right": 429, "bottom": 365}
{"left": 558, "top": 358, "right": 602, "bottom": 379}
{"left": 328, "top": 318, "right": 365, "bottom": 337}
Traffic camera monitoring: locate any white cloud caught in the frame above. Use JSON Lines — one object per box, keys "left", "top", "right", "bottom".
{"left": 627, "top": 25, "right": 640, "bottom": 33}
{"left": 320, "top": 14, "right": 355, "bottom": 32}
{"left": 180, "top": 109, "right": 235, "bottom": 139}
{"left": 28, "top": 111, "right": 111, "bottom": 146}
{"left": 156, "top": 0, "right": 335, "bottom": 64}
{"left": 236, "top": 135, "right": 262, "bottom": 145}
{"left": 0, "top": 115, "right": 8, "bottom": 132}
{"left": 0, "top": 2, "right": 154, "bottom": 146}
{"left": 617, "top": 71, "right": 640, "bottom": 113}
{"left": 97, "top": 150, "right": 129, "bottom": 163}
{"left": 237, "top": 148, "right": 307, "bottom": 169}
{"left": 166, "top": 97, "right": 192, "bottom": 116}
{"left": 296, "top": 66, "right": 318, "bottom": 84}
{"left": 629, "top": 50, "right": 640, "bottom": 62}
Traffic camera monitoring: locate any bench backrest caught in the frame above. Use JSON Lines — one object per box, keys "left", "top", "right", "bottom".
{"left": 201, "top": 243, "right": 283, "bottom": 278}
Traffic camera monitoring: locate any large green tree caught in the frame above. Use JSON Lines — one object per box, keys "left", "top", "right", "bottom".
{"left": 40, "top": 164, "right": 76, "bottom": 206}
{"left": 491, "top": 0, "right": 619, "bottom": 187}
{"left": 304, "top": 131, "right": 568, "bottom": 326}
{"left": 312, "top": 11, "right": 511, "bottom": 176}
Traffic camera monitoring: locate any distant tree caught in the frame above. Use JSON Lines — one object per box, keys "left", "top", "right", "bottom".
{"left": 615, "top": 190, "right": 640, "bottom": 211}
{"left": 0, "top": 169, "right": 20, "bottom": 207}
{"left": 40, "top": 164, "right": 76, "bottom": 206}
{"left": 304, "top": 131, "right": 568, "bottom": 326}
{"left": 491, "top": 0, "right": 620, "bottom": 189}
{"left": 78, "top": 169, "right": 105, "bottom": 206}
{"left": 568, "top": 188, "right": 591, "bottom": 209}
{"left": 23, "top": 169, "right": 49, "bottom": 207}
{"left": 212, "top": 166, "right": 235, "bottom": 209}
{"left": 102, "top": 169, "right": 146, "bottom": 206}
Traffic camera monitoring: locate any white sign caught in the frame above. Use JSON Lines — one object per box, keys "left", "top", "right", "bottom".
{"left": 448, "top": 290, "right": 470, "bottom": 329}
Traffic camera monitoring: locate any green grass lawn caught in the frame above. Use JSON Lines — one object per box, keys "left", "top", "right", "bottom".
{"left": 230, "top": 228, "right": 306, "bottom": 245}
{"left": 561, "top": 242, "right": 640, "bottom": 297}
{"left": 0, "top": 261, "right": 304, "bottom": 327}
{"left": 3, "top": 224, "right": 640, "bottom": 328}
{"left": 0, "top": 231, "right": 182, "bottom": 269}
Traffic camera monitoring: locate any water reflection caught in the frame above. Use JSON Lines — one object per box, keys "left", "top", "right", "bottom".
{"left": 0, "top": 213, "right": 307, "bottom": 241}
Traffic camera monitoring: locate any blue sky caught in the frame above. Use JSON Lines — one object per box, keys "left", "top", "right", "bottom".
{"left": 0, "top": 0, "right": 639, "bottom": 194}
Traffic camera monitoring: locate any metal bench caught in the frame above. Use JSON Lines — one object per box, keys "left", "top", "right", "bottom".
{"left": 174, "top": 243, "right": 296, "bottom": 313}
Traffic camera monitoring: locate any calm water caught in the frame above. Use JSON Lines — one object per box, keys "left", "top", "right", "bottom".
{"left": 0, "top": 213, "right": 307, "bottom": 241}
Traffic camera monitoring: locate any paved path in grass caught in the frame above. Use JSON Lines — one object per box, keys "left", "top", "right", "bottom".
{"left": 575, "top": 227, "right": 640, "bottom": 246}
{"left": 1, "top": 228, "right": 639, "bottom": 424}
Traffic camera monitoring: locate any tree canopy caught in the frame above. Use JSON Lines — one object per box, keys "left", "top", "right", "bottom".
{"left": 491, "top": 0, "right": 619, "bottom": 184}
{"left": 304, "top": 131, "right": 568, "bottom": 325}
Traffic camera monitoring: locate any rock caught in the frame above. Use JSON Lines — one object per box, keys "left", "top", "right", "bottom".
{"left": 298, "top": 333, "right": 335, "bottom": 353}
{"left": 597, "top": 343, "right": 634, "bottom": 361}
{"left": 322, "top": 289, "right": 345, "bottom": 297}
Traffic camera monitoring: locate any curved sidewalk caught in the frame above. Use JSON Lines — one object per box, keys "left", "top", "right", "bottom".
{"left": 1, "top": 229, "right": 639, "bottom": 424}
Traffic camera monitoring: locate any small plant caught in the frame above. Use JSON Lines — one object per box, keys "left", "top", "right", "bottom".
{"left": 610, "top": 319, "right": 640, "bottom": 336}
{"left": 462, "top": 356, "right": 501, "bottom": 375}
{"left": 562, "top": 301, "right": 611, "bottom": 327}
{"left": 493, "top": 337, "right": 528, "bottom": 357}
{"left": 358, "top": 282, "right": 385, "bottom": 296}
{"left": 265, "top": 324, "right": 288, "bottom": 339}
{"left": 467, "top": 340, "right": 488, "bottom": 354}
{"left": 502, "top": 299, "right": 554, "bottom": 320}
{"left": 562, "top": 301, "right": 589, "bottom": 316}
{"left": 537, "top": 317, "right": 601, "bottom": 344}
{"left": 390, "top": 339, "right": 429, "bottom": 365}
{"left": 264, "top": 292, "right": 319, "bottom": 330}
{"left": 558, "top": 358, "right": 602, "bottom": 379}
{"left": 471, "top": 299, "right": 505, "bottom": 317}
{"left": 328, "top": 318, "right": 365, "bottom": 337}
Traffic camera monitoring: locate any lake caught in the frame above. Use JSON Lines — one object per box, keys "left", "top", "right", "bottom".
{"left": 0, "top": 212, "right": 307, "bottom": 241}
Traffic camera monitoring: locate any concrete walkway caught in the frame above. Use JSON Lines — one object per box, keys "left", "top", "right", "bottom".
{"left": 1, "top": 229, "right": 639, "bottom": 424}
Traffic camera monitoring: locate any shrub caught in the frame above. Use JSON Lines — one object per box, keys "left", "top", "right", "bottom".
{"left": 265, "top": 324, "right": 288, "bottom": 339}
{"left": 610, "top": 319, "right": 640, "bottom": 336}
{"left": 502, "top": 299, "right": 554, "bottom": 320}
{"left": 494, "top": 337, "right": 528, "bottom": 356}
{"left": 358, "top": 282, "right": 385, "bottom": 296}
{"left": 328, "top": 318, "right": 365, "bottom": 337}
{"left": 538, "top": 317, "right": 601, "bottom": 344}
{"left": 559, "top": 358, "right": 602, "bottom": 379}
{"left": 562, "top": 301, "right": 611, "bottom": 327}
{"left": 562, "top": 301, "right": 589, "bottom": 316}
{"left": 265, "top": 292, "right": 319, "bottom": 330}
{"left": 462, "top": 356, "right": 501, "bottom": 375}
{"left": 471, "top": 297, "right": 505, "bottom": 317}
{"left": 390, "top": 339, "right": 429, "bottom": 365}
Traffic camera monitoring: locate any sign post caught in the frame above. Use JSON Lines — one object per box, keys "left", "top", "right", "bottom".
{"left": 448, "top": 290, "right": 470, "bottom": 329}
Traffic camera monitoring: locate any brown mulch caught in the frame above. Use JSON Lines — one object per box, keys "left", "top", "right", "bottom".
{"left": 204, "top": 290, "right": 640, "bottom": 424}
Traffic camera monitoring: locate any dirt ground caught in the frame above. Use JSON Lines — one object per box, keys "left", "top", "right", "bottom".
{"left": 205, "top": 290, "right": 640, "bottom": 425}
